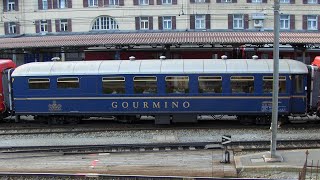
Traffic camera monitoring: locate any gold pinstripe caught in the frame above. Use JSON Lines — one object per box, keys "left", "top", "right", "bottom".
{"left": 14, "top": 95, "right": 305, "bottom": 101}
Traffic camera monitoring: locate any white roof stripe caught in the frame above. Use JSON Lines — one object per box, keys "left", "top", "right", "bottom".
{"left": 11, "top": 59, "right": 308, "bottom": 77}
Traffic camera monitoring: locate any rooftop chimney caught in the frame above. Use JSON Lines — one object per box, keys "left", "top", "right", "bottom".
{"left": 160, "top": 56, "right": 166, "bottom": 60}
{"left": 51, "top": 57, "right": 61, "bottom": 61}
{"left": 221, "top": 55, "right": 227, "bottom": 60}
{"left": 252, "top": 55, "right": 259, "bottom": 60}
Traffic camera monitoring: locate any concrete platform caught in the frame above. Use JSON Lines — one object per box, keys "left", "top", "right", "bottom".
{"left": 0, "top": 150, "right": 237, "bottom": 178}
{"left": 1, "top": 148, "right": 319, "bottom": 178}
{"left": 235, "top": 149, "right": 320, "bottom": 172}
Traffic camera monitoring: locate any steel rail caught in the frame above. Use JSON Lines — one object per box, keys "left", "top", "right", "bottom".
{"left": 0, "top": 139, "right": 319, "bottom": 154}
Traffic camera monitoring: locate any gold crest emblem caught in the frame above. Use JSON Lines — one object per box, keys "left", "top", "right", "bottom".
{"left": 48, "top": 101, "right": 62, "bottom": 111}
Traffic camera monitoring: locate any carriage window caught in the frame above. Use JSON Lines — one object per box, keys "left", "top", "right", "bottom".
{"left": 102, "top": 76, "right": 125, "bottom": 94}
{"left": 294, "top": 75, "right": 304, "bottom": 93}
{"left": 28, "top": 78, "right": 50, "bottom": 89}
{"left": 57, "top": 77, "right": 79, "bottom": 89}
{"left": 263, "top": 76, "right": 286, "bottom": 93}
{"left": 230, "top": 76, "right": 254, "bottom": 93}
{"left": 198, "top": 76, "right": 222, "bottom": 93}
{"left": 166, "top": 76, "right": 189, "bottom": 93}
{"left": 133, "top": 76, "right": 157, "bottom": 94}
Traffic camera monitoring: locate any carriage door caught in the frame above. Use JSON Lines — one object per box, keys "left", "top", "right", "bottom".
{"left": 290, "top": 75, "right": 306, "bottom": 113}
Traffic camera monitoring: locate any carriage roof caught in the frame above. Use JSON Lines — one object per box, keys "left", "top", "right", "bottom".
{"left": 11, "top": 59, "right": 308, "bottom": 77}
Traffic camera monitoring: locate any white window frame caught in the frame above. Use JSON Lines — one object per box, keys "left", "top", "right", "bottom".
{"left": 60, "top": 19, "right": 68, "bottom": 31}
{"left": 280, "top": 15, "right": 290, "bottom": 30}
{"left": 221, "top": 0, "right": 231, "bottom": 2}
{"left": 280, "top": 0, "right": 289, "bottom": 3}
{"left": 163, "top": 16, "right": 172, "bottom": 30}
{"left": 58, "top": 0, "right": 67, "bottom": 8}
{"left": 308, "top": 0, "right": 317, "bottom": 3}
{"left": 7, "top": 0, "right": 15, "bottom": 11}
{"left": 40, "top": 20, "right": 48, "bottom": 32}
{"left": 92, "top": 16, "right": 119, "bottom": 30}
{"left": 89, "top": 0, "right": 98, "bottom": 6}
{"left": 195, "top": 0, "right": 205, "bottom": 3}
{"left": 162, "top": 0, "right": 172, "bottom": 4}
{"left": 307, "top": 15, "right": 318, "bottom": 30}
{"left": 42, "top": 0, "right": 48, "bottom": 9}
{"left": 140, "top": 17, "right": 149, "bottom": 30}
{"left": 233, "top": 14, "right": 244, "bottom": 29}
{"left": 109, "top": 0, "right": 119, "bottom": 5}
{"left": 8, "top": 22, "right": 16, "bottom": 34}
{"left": 252, "top": 0, "right": 262, "bottom": 3}
{"left": 195, "top": 15, "right": 205, "bottom": 29}
{"left": 139, "top": 0, "right": 149, "bottom": 5}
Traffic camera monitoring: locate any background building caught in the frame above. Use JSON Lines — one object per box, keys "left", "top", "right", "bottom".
{"left": 1, "top": 0, "right": 320, "bottom": 65}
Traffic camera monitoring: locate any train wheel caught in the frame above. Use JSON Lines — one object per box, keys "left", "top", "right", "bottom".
{"left": 66, "top": 117, "right": 81, "bottom": 124}
{"left": 278, "top": 116, "right": 289, "bottom": 126}
{"left": 14, "top": 115, "right": 20, "bottom": 123}
{"left": 127, "top": 115, "right": 138, "bottom": 123}
{"left": 48, "top": 116, "right": 65, "bottom": 125}
{"left": 116, "top": 115, "right": 137, "bottom": 123}
{"left": 34, "top": 115, "right": 47, "bottom": 123}
{"left": 255, "top": 116, "right": 271, "bottom": 125}
{"left": 0, "top": 115, "right": 5, "bottom": 122}
{"left": 116, "top": 115, "right": 126, "bottom": 123}
{"left": 238, "top": 116, "right": 253, "bottom": 125}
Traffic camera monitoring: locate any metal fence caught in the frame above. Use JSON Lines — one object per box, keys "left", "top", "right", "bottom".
{"left": 299, "top": 150, "right": 320, "bottom": 180}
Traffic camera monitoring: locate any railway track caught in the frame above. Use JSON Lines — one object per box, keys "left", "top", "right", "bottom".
{"left": 1, "top": 120, "right": 320, "bottom": 136}
{"left": 0, "top": 172, "right": 254, "bottom": 180}
{"left": 0, "top": 121, "right": 258, "bottom": 136}
{"left": 1, "top": 139, "right": 319, "bottom": 154}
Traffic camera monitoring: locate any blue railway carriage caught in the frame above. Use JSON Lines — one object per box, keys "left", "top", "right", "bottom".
{"left": 11, "top": 57, "right": 314, "bottom": 125}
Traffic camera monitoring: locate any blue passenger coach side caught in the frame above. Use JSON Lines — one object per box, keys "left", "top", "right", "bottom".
{"left": 11, "top": 58, "right": 308, "bottom": 124}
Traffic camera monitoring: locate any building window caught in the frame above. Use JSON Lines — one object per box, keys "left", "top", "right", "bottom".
{"left": 308, "top": 0, "right": 317, "bottom": 3}
{"left": 89, "top": 0, "right": 98, "bottom": 6}
{"left": 140, "top": 17, "right": 149, "bottom": 29}
{"left": 163, "top": 16, "right": 172, "bottom": 29}
{"left": 60, "top": 19, "right": 68, "bottom": 31}
{"left": 307, "top": 15, "right": 318, "bottom": 30}
{"left": 221, "top": 0, "right": 231, "bottom": 2}
{"left": 42, "top": 0, "right": 48, "bottom": 9}
{"left": 233, "top": 14, "right": 244, "bottom": 29}
{"left": 139, "top": 0, "right": 149, "bottom": 5}
{"left": 109, "top": 0, "right": 119, "bottom": 5}
{"left": 195, "top": 0, "right": 205, "bottom": 3}
{"left": 252, "top": 0, "right": 262, "bottom": 2}
{"left": 40, "top": 20, "right": 48, "bottom": 32}
{"left": 280, "top": 0, "right": 289, "bottom": 3}
{"left": 58, "top": 0, "right": 67, "bottom": 8}
{"left": 195, "top": 15, "right": 205, "bottom": 29}
{"left": 280, "top": 15, "right": 290, "bottom": 29}
{"left": 7, "top": 0, "right": 15, "bottom": 11}
{"left": 162, "top": 0, "right": 172, "bottom": 4}
{"left": 8, "top": 22, "right": 16, "bottom": 34}
{"left": 92, "top": 16, "right": 119, "bottom": 30}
